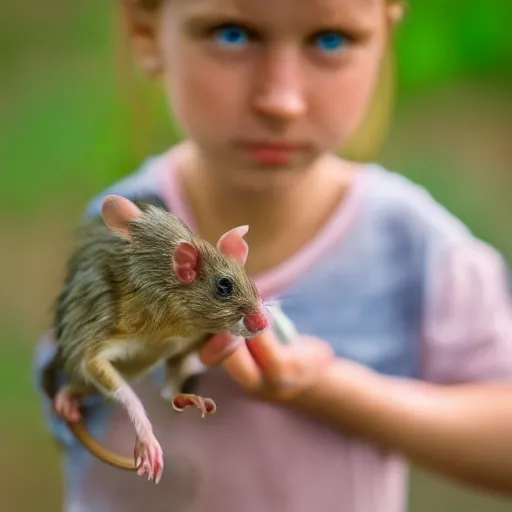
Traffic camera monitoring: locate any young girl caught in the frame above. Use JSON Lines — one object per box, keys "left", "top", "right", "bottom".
{"left": 35, "top": 0, "right": 512, "bottom": 510}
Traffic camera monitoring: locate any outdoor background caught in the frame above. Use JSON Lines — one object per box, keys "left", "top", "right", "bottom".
{"left": 1, "top": 0, "right": 511, "bottom": 510}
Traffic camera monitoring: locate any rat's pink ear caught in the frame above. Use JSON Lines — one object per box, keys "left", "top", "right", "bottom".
{"left": 216, "top": 225, "right": 249, "bottom": 265}
{"left": 173, "top": 242, "right": 201, "bottom": 283}
{"left": 101, "top": 195, "right": 142, "bottom": 240}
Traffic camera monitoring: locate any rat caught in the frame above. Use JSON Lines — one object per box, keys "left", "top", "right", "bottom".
{"left": 41, "top": 194, "right": 268, "bottom": 484}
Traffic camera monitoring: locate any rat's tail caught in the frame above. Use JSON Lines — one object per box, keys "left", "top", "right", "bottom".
{"left": 67, "top": 420, "right": 138, "bottom": 471}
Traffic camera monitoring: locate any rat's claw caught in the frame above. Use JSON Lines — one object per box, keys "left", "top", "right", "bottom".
{"left": 172, "top": 393, "right": 217, "bottom": 418}
{"left": 134, "top": 433, "right": 164, "bottom": 484}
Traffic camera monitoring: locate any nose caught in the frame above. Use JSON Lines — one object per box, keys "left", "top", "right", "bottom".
{"left": 251, "top": 48, "right": 306, "bottom": 122}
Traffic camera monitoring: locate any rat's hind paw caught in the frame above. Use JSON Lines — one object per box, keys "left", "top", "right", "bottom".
{"left": 134, "top": 432, "right": 164, "bottom": 484}
{"left": 54, "top": 385, "right": 83, "bottom": 423}
{"left": 172, "top": 393, "right": 217, "bottom": 418}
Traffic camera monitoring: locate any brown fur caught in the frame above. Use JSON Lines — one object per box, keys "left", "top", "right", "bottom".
{"left": 43, "top": 200, "right": 262, "bottom": 400}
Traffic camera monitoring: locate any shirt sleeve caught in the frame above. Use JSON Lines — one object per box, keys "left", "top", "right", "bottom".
{"left": 421, "top": 236, "right": 512, "bottom": 384}
{"left": 34, "top": 331, "right": 75, "bottom": 446}
{"left": 33, "top": 330, "right": 105, "bottom": 447}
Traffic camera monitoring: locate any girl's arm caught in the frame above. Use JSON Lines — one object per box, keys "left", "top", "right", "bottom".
{"left": 211, "top": 238, "right": 512, "bottom": 496}
{"left": 290, "top": 359, "right": 512, "bottom": 496}
{"left": 217, "top": 329, "right": 512, "bottom": 496}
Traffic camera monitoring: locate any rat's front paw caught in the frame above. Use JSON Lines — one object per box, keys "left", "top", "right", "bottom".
{"left": 172, "top": 393, "right": 217, "bottom": 418}
{"left": 54, "top": 385, "right": 82, "bottom": 423}
{"left": 134, "top": 432, "right": 164, "bottom": 483}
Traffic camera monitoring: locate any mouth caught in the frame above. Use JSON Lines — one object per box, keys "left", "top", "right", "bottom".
{"left": 236, "top": 140, "right": 309, "bottom": 166}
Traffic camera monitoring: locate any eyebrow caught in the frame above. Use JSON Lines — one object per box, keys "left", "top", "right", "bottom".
{"left": 181, "top": 12, "right": 260, "bottom": 38}
{"left": 180, "top": 0, "right": 377, "bottom": 32}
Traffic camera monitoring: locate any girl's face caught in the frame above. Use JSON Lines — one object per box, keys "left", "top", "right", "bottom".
{"left": 128, "top": 0, "right": 401, "bottom": 188}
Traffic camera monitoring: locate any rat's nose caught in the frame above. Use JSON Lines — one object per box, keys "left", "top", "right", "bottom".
{"left": 243, "top": 309, "right": 269, "bottom": 334}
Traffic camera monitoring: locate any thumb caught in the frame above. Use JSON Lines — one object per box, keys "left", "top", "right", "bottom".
{"left": 221, "top": 329, "right": 286, "bottom": 392}
{"left": 245, "top": 328, "right": 285, "bottom": 373}
{"left": 198, "top": 332, "right": 243, "bottom": 367}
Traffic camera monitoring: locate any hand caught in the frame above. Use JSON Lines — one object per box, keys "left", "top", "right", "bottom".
{"left": 198, "top": 328, "right": 334, "bottom": 403}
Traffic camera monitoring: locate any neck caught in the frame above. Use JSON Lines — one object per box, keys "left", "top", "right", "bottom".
{"left": 174, "top": 142, "right": 359, "bottom": 275}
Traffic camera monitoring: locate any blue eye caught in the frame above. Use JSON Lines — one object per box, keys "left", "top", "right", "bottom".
{"left": 213, "top": 25, "right": 250, "bottom": 47}
{"left": 314, "top": 31, "right": 347, "bottom": 53}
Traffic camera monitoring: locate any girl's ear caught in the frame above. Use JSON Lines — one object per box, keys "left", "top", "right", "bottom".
{"left": 119, "top": 0, "right": 163, "bottom": 77}
{"left": 386, "top": 1, "right": 406, "bottom": 26}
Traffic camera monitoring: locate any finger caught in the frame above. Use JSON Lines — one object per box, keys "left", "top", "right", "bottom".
{"left": 294, "top": 336, "right": 335, "bottom": 364}
{"left": 198, "top": 332, "right": 243, "bottom": 367}
{"left": 221, "top": 342, "right": 264, "bottom": 392}
{"left": 285, "top": 337, "right": 334, "bottom": 380}
{"left": 245, "top": 328, "right": 285, "bottom": 374}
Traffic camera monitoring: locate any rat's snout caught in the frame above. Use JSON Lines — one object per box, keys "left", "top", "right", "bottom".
{"left": 243, "top": 306, "right": 269, "bottom": 335}
{"left": 228, "top": 305, "right": 269, "bottom": 339}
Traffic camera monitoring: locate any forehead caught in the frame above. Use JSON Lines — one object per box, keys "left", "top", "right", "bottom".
{"left": 171, "top": 0, "right": 381, "bottom": 27}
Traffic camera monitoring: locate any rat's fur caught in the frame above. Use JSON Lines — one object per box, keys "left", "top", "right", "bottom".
{"left": 41, "top": 197, "right": 267, "bottom": 481}
{"left": 42, "top": 200, "right": 262, "bottom": 399}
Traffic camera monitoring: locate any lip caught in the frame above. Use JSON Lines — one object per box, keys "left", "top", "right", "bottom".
{"left": 238, "top": 140, "right": 308, "bottom": 151}
{"left": 236, "top": 140, "right": 309, "bottom": 165}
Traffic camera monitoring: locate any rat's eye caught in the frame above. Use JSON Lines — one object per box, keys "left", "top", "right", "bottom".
{"left": 215, "top": 276, "right": 235, "bottom": 299}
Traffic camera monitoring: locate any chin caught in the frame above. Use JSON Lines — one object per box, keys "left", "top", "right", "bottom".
{"left": 230, "top": 162, "right": 311, "bottom": 193}
{"left": 197, "top": 142, "right": 322, "bottom": 191}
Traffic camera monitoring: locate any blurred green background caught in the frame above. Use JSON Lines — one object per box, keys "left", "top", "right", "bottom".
{"left": 0, "top": 1, "right": 511, "bottom": 510}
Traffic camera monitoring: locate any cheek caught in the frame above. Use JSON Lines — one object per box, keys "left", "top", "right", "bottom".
{"left": 163, "top": 53, "right": 245, "bottom": 142}
{"left": 312, "top": 49, "right": 384, "bottom": 146}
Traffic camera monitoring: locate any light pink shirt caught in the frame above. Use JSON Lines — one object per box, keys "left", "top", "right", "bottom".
{"left": 35, "top": 150, "right": 512, "bottom": 511}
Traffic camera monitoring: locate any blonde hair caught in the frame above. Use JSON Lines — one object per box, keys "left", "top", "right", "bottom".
{"left": 340, "top": 42, "right": 397, "bottom": 162}
{"left": 341, "top": 0, "right": 406, "bottom": 161}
